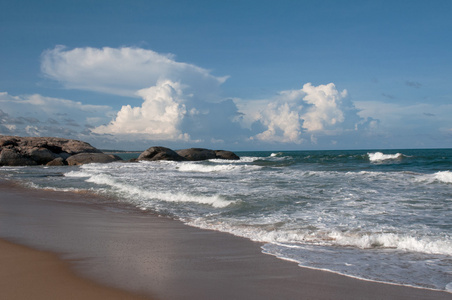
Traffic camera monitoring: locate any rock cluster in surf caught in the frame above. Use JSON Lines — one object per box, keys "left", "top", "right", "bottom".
{"left": 0, "top": 135, "right": 240, "bottom": 166}
{"left": 0, "top": 135, "right": 122, "bottom": 166}
{"left": 138, "top": 146, "right": 239, "bottom": 161}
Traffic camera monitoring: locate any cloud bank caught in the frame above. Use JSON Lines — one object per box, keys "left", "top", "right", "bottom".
{"left": 1, "top": 45, "right": 386, "bottom": 149}
{"left": 0, "top": 92, "right": 112, "bottom": 141}
{"left": 41, "top": 46, "right": 227, "bottom": 98}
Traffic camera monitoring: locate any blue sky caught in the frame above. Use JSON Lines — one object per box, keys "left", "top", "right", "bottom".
{"left": 1, "top": 0, "right": 451, "bottom": 150}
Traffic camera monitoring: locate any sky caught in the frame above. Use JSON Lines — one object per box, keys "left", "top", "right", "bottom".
{"left": 1, "top": 0, "right": 451, "bottom": 151}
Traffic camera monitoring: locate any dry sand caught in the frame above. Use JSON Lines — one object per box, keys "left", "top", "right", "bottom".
{"left": 0, "top": 180, "right": 451, "bottom": 300}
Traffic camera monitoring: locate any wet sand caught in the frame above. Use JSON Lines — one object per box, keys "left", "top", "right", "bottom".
{"left": 0, "top": 180, "right": 451, "bottom": 300}
{"left": 0, "top": 239, "right": 153, "bottom": 300}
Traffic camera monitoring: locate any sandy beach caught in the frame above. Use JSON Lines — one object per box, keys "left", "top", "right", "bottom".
{"left": 1, "top": 180, "right": 451, "bottom": 300}
{"left": 0, "top": 239, "right": 153, "bottom": 300}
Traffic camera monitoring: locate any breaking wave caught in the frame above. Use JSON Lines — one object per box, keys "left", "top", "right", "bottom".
{"left": 368, "top": 152, "right": 404, "bottom": 163}
{"left": 187, "top": 219, "right": 452, "bottom": 256}
{"left": 416, "top": 171, "right": 452, "bottom": 184}
{"left": 64, "top": 171, "right": 234, "bottom": 208}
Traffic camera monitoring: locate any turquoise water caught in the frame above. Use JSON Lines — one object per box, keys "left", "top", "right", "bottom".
{"left": 1, "top": 149, "right": 451, "bottom": 291}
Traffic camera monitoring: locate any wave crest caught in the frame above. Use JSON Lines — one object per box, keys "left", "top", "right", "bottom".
{"left": 368, "top": 152, "right": 404, "bottom": 163}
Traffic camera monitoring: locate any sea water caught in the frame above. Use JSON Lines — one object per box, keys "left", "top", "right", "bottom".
{"left": 1, "top": 149, "right": 451, "bottom": 291}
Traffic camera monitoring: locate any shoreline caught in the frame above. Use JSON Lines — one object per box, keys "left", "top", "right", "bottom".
{"left": 1, "top": 179, "right": 451, "bottom": 300}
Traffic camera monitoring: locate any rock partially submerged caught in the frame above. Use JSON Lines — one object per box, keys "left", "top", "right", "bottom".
{"left": 66, "top": 153, "right": 123, "bottom": 166}
{"left": 138, "top": 146, "right": 185, "bottom": 161}
{"left": 176, "top": 148, "right": 217, "bottom": 161}
{"left": 0, "top": 135, "right": 122, "bottom": 166}
{"left": 176, "top": 148, "right": 240, "bottom": 161}
{"left": 138, "top": 146, "right": 239, "bottom": 162}
{"left": 213, "top": 150, "right": 240, "bottom": 160}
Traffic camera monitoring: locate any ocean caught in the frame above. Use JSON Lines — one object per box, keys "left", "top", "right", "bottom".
{"left": 1, "top": 149, "right": 451, "bottom": 292}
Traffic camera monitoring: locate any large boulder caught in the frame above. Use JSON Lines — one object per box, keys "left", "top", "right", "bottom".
{"left": 25, "top": 147, "right": 60, "bottom": 165}
{"left": 176, "top": 148, "right": 217, "bottom": 161}
{"left": 138, "top": 146, "right": 185, "bottom": 161}
{"left": 0, "top": 148, "right": 37, "bottom": 166}
{"left": 214, "top": 150, "right": 240, "bottom": 160}
{"left": 66, "top": 153, "right": 122, "bottom": 166}
{"left": 46, "top": 157, "right": 67, "bottom": 166}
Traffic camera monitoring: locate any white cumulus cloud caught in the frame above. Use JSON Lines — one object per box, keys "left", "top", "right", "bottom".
{"left": 94, "top": 80, "right": 190, "bottom": 141}
{"left": 301, "top": 82, "right": 347, "bottom": 131}
{"left": 248, "top": 83, "right": 355, "bottom": 143}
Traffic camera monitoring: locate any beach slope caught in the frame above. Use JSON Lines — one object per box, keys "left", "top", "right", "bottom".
{"left": 0, "top": 180, "right": 450, "bottom": 300}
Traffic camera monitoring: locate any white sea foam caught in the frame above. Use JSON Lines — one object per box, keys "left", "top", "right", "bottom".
{"left": 434, "top": 171, "right": 452, "bottom": 184}
{"left": 238, "top": 156, "right": 261, "bottom": 163}
{"left": 187, "top": 218, "right": 452, "bottom": 256}
{"left": 176, "top": 163, "right": 259, "bottom": 173}
{"left": 368, "top": 152, "right": 403, "bottom": 162}
{"left": 64, "top": 170, "right": 93, "bottom": 178}
{"left": 416, "top": 171, "right": 452, "bottom": 184}
{"left": 329, "top": 231, "right": 452, "bottom": 256}
{"left": 84, "top": 173, "right": 234, "bottom": 208}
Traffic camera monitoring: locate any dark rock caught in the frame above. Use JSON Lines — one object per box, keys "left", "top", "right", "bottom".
{"left": 176, "top": 148, "right": 217, "bottom": 161}
{"left": 0, "top": 135, "right": 111, "bottom": 166}
{"left": 66, "top": 153, "right": 122, "bottom": 166}
{"left": 138, "top": 146, "right": 185, "bottom": 161}
{"left": 214, "top": 150, "right": 240, "bottom": 160}
{"left": 0, "top": 138, "right": 18, "bottom": 148}
{"left": 46, "top": 157, "right": 67, "bottom": 166}
{"left": 176, "top": 148, "right": 240, "bottom": 161}
{"left": 137, "top": 146, "right": 240, "bottom": 162}
{"left": 0, "top": 148, "right": 37, "bottom": 166}
{"left": 25, "top": 147, "right": 60, "bottom": 165}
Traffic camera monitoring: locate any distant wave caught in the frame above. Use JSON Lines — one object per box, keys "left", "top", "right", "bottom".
{"left": 368, "top": 152, "right": 404, "bottom": 163}
{"left": 270, "top": 152, "right": 284, "bottom": 157}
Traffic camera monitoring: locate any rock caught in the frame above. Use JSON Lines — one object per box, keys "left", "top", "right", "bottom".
{"left": 0, "top": 148, "right": 37, "bottom": 166}
{"left": 176, "top": 148, "right": 240, "bottom": 161}
{"left": 0, "top": 135, "right": 111, "bottom": 166}
{"left": 66, "top": 153, "right": 122, "bottom": 166}
{"left": 138, "top": 146, "right": 185, "bottom": 161}
{"left": 137, "top": 146, "right": 240, "bottom": 162}
{"left": 176, "top": 148, "right": 217, "bottom": 161}
{"left": 214, "top": 150, "right": 240, "bottom": 160}
{"left": 25, "top": 147, "right": 60, "bottom": 165}
{"left": 0, "top": 138, "right": 18, "bottom": 147}
{"left": 46, "top": 157, "right": 67, "bottom": 166}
